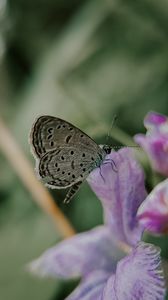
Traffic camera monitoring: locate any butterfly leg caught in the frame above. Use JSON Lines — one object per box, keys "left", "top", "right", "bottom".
{"left": 99, "top": 165, "right": 105, "bottom": 183}
{"left": 103, "top": 158, "right": 117, "bottom": 172}
{"left": 64, "top": 181, "right": 83, "bottom": 204}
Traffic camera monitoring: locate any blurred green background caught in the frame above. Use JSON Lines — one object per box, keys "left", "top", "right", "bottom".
{"left": 0, "top": 0, "right": 168, "bottom": 299}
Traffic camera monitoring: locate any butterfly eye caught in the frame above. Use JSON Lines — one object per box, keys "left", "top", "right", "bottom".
{"left": 103, "top": 145, "right": 111, "bottom": 154}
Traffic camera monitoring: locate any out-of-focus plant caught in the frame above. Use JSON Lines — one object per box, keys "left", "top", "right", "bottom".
{"left": 0, "top": 0, "right": 7, "bottom": 59}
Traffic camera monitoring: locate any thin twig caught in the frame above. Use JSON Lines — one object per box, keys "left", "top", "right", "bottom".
{"left": 0, "top": 117, "right": 75, "bottom": 238}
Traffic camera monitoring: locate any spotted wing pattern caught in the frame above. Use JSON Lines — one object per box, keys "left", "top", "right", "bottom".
{"left": 30, "top": 116, "right": 105, "bottom": 190}
{"left": 37, "top": 146, "right": 99, "bottom": 188}
{"left": 30, "top": 116, "right": 100, "bottom": 159}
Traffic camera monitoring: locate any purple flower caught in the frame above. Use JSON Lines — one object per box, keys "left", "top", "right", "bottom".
{"left": 29, "top": 229, "right": 165, "bottom": 299}
{"left": 137, "top": 178, "right": 168, "bottom": 234}
{"left": 29, "top": 149, "right": 166, "bottom": 299}
{"left": 87, "top": 148, "right": 147, "bottom": 246}
{"left": 134, "top": 111, "right": 168, "bottom": 176}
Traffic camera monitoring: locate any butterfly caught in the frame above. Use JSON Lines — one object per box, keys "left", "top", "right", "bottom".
{"left": 30, "top": 116, "right": 113, "bottom": 203}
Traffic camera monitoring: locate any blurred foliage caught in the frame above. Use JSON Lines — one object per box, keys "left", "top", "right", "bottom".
{"left": 0, "top": 0, "right": 168, "bottom": 299}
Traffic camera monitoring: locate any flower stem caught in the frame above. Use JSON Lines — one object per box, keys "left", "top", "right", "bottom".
{"left": 0, "top": 118, "right": 75, "bottom": 238}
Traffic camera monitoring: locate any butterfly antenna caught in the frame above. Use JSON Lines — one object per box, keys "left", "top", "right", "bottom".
{"left": 106, "top": 114, "right": 118, "bottom": 145}
{"left": 105, "top": 115, "right": 140, "bottom": 149}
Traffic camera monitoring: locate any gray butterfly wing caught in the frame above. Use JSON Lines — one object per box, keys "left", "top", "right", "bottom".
{"left": 37, "top": 145, "right": 102, "bottom": 189}
{"left": 30, "top": 115, "right": 100, "bottom": 159}
{"left": 30, "top": 115, "right": 105, "bottom": 189}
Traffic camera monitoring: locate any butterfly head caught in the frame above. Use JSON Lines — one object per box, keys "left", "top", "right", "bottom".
{"left": 102, "top": 144, "right": 111, "bottom": 154}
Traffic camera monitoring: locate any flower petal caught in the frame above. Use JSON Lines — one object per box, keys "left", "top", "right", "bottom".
{"left": 103, "top": 242, "right": 165, "bottom": 300}
{"left": 29, "top": 226, "right": 124, "bottom": 279}
{"left": 65, "top": 271, "right": 108, "bottom": 300}
{"left": 135, "top": 134, "right": 168, "bottom": 176}
{"left": 87, "top": 148, "right": 147, "bottom": 246}
{"left": 135, "top": 112, "right": 168, "bottom": 176}
{"left": 137, "top": 179, "right": 168, "bottom": 234}
{"left": 144, "top": 111, "right": 168, "bottom": 129}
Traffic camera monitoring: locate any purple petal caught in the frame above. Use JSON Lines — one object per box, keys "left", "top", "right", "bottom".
{"left": 103, "top": 242, "right": 165, "bottom": 300}
{"left": 137, "top": 179, "right": 168, "bottom": 234}
{"left": 101, "top": 275, "right": 115, "bottom": 299}
{"left": 144, "top": 111, "right": 168, "bottom": 129}
{"left": 87, "top": 148, "right": 147, "bottom": 246}
{"left": 29, "top": 226, "right": 124, "bottom": 279}
{"left": 135, "top": 112, "right": 168, "bottom": 176}
{"left": 135, "top": 134, "right": 168, "bottom": 176}
{"left": 65, "top": 271, "right": 108, "bottom": 300}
